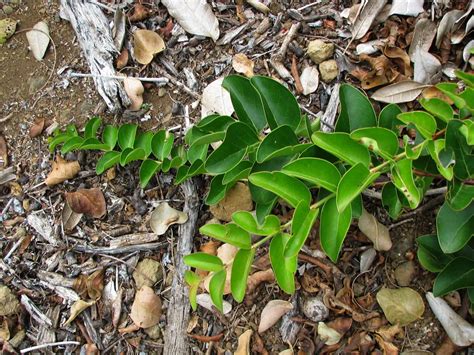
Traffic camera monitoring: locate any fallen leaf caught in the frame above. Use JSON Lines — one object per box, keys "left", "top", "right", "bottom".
{"left": 376, "top": 288, "right": 424, "bottom": 326}
{"left": 133, "top": 29, "right": 165, "bottom": 65}
{"left": 356, "top": 39, "right": 387, "bottom": 55}
{"left": 408, "top": 19, "right": 437, "bottom": 60}
{"left": 203, "top": 243, "right": 237, "bottom": 294}
{"left": 383, "top": 46, "right": 412, "bottom": 77}
{"left": 116, "top": 48, "right": 129, "bottom": 69}
{"left": 150, "top": 202, "right": 188, "bottom": 235}
{"left": 160, "top": 0, "right": 220, "bottom": 41}
{"left": 327, "top": 317, "right": 353, "bottom": 336}
{"left": 371, "top": 80, "right": 429, "bottom": 103}
{"left": 113, "top": 9, "right": 126, "bottom": 51}
{"left": 376, "top": 324, "right": 402, "bottom": 342}
{"left": 29, "top": 118, "right": 45, "bottom": 138}
{"left": 26, "top": 21, "right": 50, "bottom": 61}
{"left": 201, "top": 77, "right": 234, "bottom": 118}
{"left": 0, "top": 285, "right": 20, "bottom": 316}
{"left": 246, "top": 0, "right": 270, "bottom": 14}
{"left": 463, "top": 40, "right": 474, "bottom": 62}
{"left": 64, "top": 300, "right": 95, "bottom": 325}
{"left": 232, "top": 53, "right": 254, "bottom": 77}
{"left": 130, "top": 286, "right": 162, "bottom": 328}
{"left": 44, "top": 156, "right": 80, "bottom": 186}
{"left": 196, "top": 293, "right": 232, "bottom": 314}
{"left": 209, "top": 182, "right": 252, "bottom": 221}
{"left": 124, "top": 77, "right": 144, "bottom": 111}
{"left": 360, "top": 248, "right": 377, "bottom": 273}
{"left": 389, "top": 0, "right": 424, "bottom": 17}
{"left": 412, "top": 49, "right": 441, "bottom": 84}
{"left": 436, "top": 10, "right": 464, "bottom": 48}
{"left": 358, "top": 208, "right": 392, "bottom": 251}
{"left": 200, "top": 240, "right": 220, "bottom": 255}
{"left": 86, "top": 269, "right": 104, "bottom": 301}
{"left": 62, "top": 200, "right": 83, "bottom": 231}
{"left": 318, "top": 322, "right": 343, "bottom": 345}
{"left": 421, "top": 86, "right": 453, "bottom": 104}
{"left": 300, "top": 66, "right": 319, "bottom": 95}
{"left": 235, "top": 329, "right": 253, "bottom": 355}
{"left": 133, "top": 258, "right": 163, "bottom": 289}
{"left": 128, "top": 4, "right": 151, "bottom": 22}
{"left": 258, "top": 300, "right": 293, "bottom": 333}
{"left": 65, "top": 188, "right": 106, "bottom": 218}
{"left": 351, "top": 0, "right": 388, "bottom": 40}
{"left": 375, "top": 335, "right": 399, "bottom": 355}
{"left": 246, "top": 269, "right": 274, "bottom": 295}
{"left": 0, "top": 134, "right": 7, "bottom": 169}
{"left": 0, "top": 319, "right": 10, "bottom": 342}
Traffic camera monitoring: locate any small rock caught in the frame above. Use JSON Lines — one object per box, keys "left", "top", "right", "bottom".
{"left": 209, "top": 182, "right": 253, "bottom": 222}
{"left": 307, "top": 39, "right": 335, "bottom": 64}
{"left": 3, "top": 6, "right": 14, "bottom": 15}
{"left": 144, "top": 324, "right": 161, "bottom": 340}
{"left": 302, "top": 295, "right": 329, "bottom": 322}
{"left": 28, "top": 76, "right": 47, "bottom": 94}
{"left": 394, "top": 261, "right": 416, "bottom": 287}
{"left": 0, "top": 285, "right": 20, "bottom": 316}
{"left": 319, "top": 60, "right": 339, "bottom": 82}
{"left": 133, "top": 258, "right": 163, "bottom": 289}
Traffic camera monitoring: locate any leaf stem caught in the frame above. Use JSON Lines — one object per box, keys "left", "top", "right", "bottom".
{"left": 251, "top": 234, "right": 275, "bottom": 248}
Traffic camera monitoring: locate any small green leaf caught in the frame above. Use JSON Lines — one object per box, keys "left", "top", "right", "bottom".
{"left": 249, "top": 171, "right": 311, "bottom": 208}
{"left": 196, "top": 114, "right": 235, "bottom": 133}
{"left": 446, "top": 120, "right": 474, "bottom": 180}
{"left": 187, "top": 143, "right": 209, "bottom": 164}
{"left": 378, "top": 103, "right": 403, "bottom": 132}
{"left": 209, "top": 269, "right": 226, "bottom": 312}
{"left": 184, "top": 270, "right": 201, "bottom": 311}
{"left": 419, "top": 98, "right": 454, "bottom": 122}
{"left": 455, "top": 70, "right": 474, "bottom": 87}
{"left": 320, "top": 197, "right": 352, "bottom": 262}
{"left": 433, "top": 257, "right": 474, "bottom": 297}
{"left": 397, "top": 111, "right": 437, "bottom": 139}
{"left": 60, "top": 136, "right": 84, "bottom": 154}
{"left": 447, "top": 179, "right": 474, "bottom": 211}
{"left": 183, "top": 253, "right": 224, "bottom": 272}
{"left": 205, "top": 175, "right": 234, "bottom": 205}
{"left": 118, "top": 124, "right": 138, "bottom": 150}
{"left": 312, "top": 132, "right": 370, "bottom": 167}
{"left": 103, "top": 125, "right": 118, "bottom": 150}
{"left": 336, "top": 84, "right": 377, "bottom": 133}
{"left": 403, "top": 135, "right": 426, "bottom": 160}
{"left": 436, "top": 83, "right": 466, "bottom": 109}
{"left": 270, "top": 233, "right": 297, "bottom": 294}
{"left": 255, "top": 198, "right": 277, "bottom": 225}
{"left": 391, "top": 159, "right": 421, "bottom": 209}
{"left": 437, "top": 201, "right": 474, "bottom": 254}
{"left": 139, "top": 159, "right": 161, "bottom": 188}
{"left": 285, "top": 202, "right": 319, "bottom": 257}
{"left": 48, "top": 133, "right": 70, "bottom": 152}
{"left": 382, "top": 182, "right": 403, "bottom": 219}
{"left": 416, "top": 234, "right": 453, "bottom": 273}
{"left": 199, "top": 223, "right": 251, "bottom": 249}
{"left": 152, "top": 130, "right": 174, "bottom": 161}
{"left": 96, "top": 151, "right": 121, "bottom": 174}
{"left": 135, "top": 131, "right": 154, "bottom": 157}
{"left": 427, "top": 139, "right": 454, "bottom": 180}
{"left": 231, "top": 211, "right": 280, "bottom": 236}
{"left": 256, "top": 125, "right": 305, "bottom": 163}
{"left": 350, "top": 127, "right": 399, "bottom": 159}
{"left": 282, "top": 158, "right": 341, "bottom": 192}
{"left": 79, "top": 138, "right": 110, "bottom": 151}
{"left": 84, "top": 117, "right": 102, "bottom": 139}
{"left": 231, "top": 248, "right": 255, "bottom": 302}
{"left": 222, "top": 161, "right": 253, "bottom": 185}
{"left": 459, "top": 120, "right": 474, "bottom": 145}
{"left": 120, "top": 148, "right": 146, "bottom": 166}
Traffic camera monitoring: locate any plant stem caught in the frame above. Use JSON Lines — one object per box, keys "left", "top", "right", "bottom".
{"left": 251, "top": 234, "right": 275, "bottom": 248}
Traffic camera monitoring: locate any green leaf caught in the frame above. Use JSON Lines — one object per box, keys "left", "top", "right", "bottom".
{"left": 437, "top": 201, "right": 474, "bottom": 253}
{"left": 282, "top": 158, "right": 341, "bottom": 192}
{"left": 96, "top": 151, "right": 121, "bottom": 174}
{"left": 84, "top": 117, "right": 102, "bottom": 139}
{"left": 222, "top": 75, "right": 267, "bottom": 132}
{"left": 48, "top": 133, "right": 70, "bottom": 152}
{"left": 209, "top": 269, "right": 226, "bottom": 312}
{"left": 378, "top": 103, "right": 403, "bottom": 132}
{"left": 416, "top": 234, "right": 453, "bottom": 273}
{"left": 256, "top": 125, "right": 305, "bottom": 163}
{"left": 351, "top": 194, "right": 363, "bottom": 219}
{"left": 391, "top": 159, "right": 421, "bottom": 209}
{"left": 205, "top": 175, "right": 234, "bottom": 205}
{"left": 183, "top": 253, "right": 224, "bottom": 272}
{"left": 222, "top": 161, "right": 253, "bottom": 185}
{"left": 102, "top": 125, "right": 118, "bottom": 150}
{"left": 312, "top": 132, "right": 370, "bottom": 167}
{"left": 135, "top": 131, "right": 154, "bottom": 157}
{"left": 231, "top": 248, "right": 255, "bottom": 302}
{"left": 205, "top": 122, "right": 259, "bottom": 174}
{"left": 270, "top": 233, "right": 297, "bottom": 294}
{"left": 433, "top": 257, "right": 474, "bottom": 297}
{"left": 456, "top": 70, "right": 474, "bottom": 87}
{"left": 118, "top": 124, "right": 138, "bottom": 150}
{"left": 285, "top": 202, "right": 319, "bottom": 257}
{"left": 152, "top": 130, "right": 174, "bottom": 161}
{"left": 419, "top": 98, "right": 454, "bottom": 122}
{"left": 139, "top": 159, "right": 161, "bottom": 188}
{"left": 337, "top": 163, "right": 380, "bottom": 213}
{"left": 199, "top": 223, "right": 252, "bottom": 249}
{"left": 120, "top": 147, "right": 146, "bottom": 166}
{"left": 447, "top": 179, "right": 474, "bottom": 211}
{"left": 403, "top": 135, "right": 426, "bottom": 160}
{"left": 255, "top": 198, "right": 277, "bottom": 225}
{"left": 184, "top": 270, "right": 201, "bottom": 311}
{"left": 382, "top": 182, "right": 403, "bottom": 219}
{"left": 79, "top": 138, "right": 110, "bottom": 151}
{"left": 397, "top": 111, "right": 437, "bottom": 139}
{"left": 459, "top": 120, "right": 474, "bottom": 146}
{"left": 351, "top": 127, "right": 399, "bottom": 159}
{"left": 187, "top": 143, "right": 209, "bottom": 164}
{"left": 320, "top": 197, "right": 352, "bottom": 262}
{"left": 196, "top": 114, "right": 235, "bottom": 133}
{"left": 231, "top": 211, "right": 280, "bottom": 236}
{"left": 60, "top": 136, "right": 84, "bottom": 154}
{"left": 436, "top": 83, "right": 466, "bottom": 109}
{"left": 336, "top": 84, "right": 377, "bottom": 132}
{"left": 446, "top": 120, "right": 474, "bottom": 180}
{"left": 250, "top": 76, "right": 301, "bottom": 131}
{"left": 249, "top": 171, "right": 311, "bottom": 208}
{"left": 427, "top": 139, "right": 454, "bottom": 180}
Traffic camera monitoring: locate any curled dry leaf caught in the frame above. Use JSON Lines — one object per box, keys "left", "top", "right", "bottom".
{"left": 65, "top": 188, "right": 106, "bottom": 218}
{"left": 246, "top": 268, "right": 274, "bottom": 295}
{"left": 258, "top": 300, "right": 293, "bottom": 333}
{"left": 128, "top": 4, "right": 151, "bottom": 22}
{"left": 376, "top": 288, "right": 425, "bottom": 326}
{"left": 408, "top": 19, "right": 437, "bottom": 60}
{"left": 318, "top": 322, "right": 343, "bottom": 345}
{"left": 45, "top": 156, "right": 80, "bottom": 186}
{"left": 150, "top": 202, "right": 188, "bottom": 235}
{"left": 29, "top": 118, "right": 45, "bottom": 138}
{"left": 0, "top": 134, "right": 8, "bottom": 169}
{"left": 360, "top": 248, "right": 377, "bottom": 273}
{"left": 232, "top": 53, "right": 254, "bottom": 77}
{"left": 196, "top": 293, "right": 232, "bottom": 314}
{"left": 436, "top": 10, "right": 464, "bottom": 48}
{"left": 300, "top": 66, "right": 319, "bottom": 95}
{"left": 246, "top": 0, "right": 270, "bottom": 14}
{"left": 64, "top": 299, "right": 95, "bottom": 325}
{"left": 62, "top": 201, "right": 83, "bottom": 231}
{"left": 351, "top": 0, "right": 388, "bottom": 40}
{"left": 235, "top": 329, "right": 253, "bottom": 355}
{"left": 0, "top": 285, "right": 20, "bottom": 316}
{"left": 201, "top": 77, "right": 234, "bottom": 119}
{"left": 133, "top": 29, "right": 165, "bottom": 65}
{"left": 116, "top": 48, "right": 129, "bottom": 69}
{"left": 124, "top": 77, "right": 144, "bottom": 111}
{"left": 358, "top": 208, "right": 392, "bottom": 251}
{"left": 130, "top": 286, "right": 162, "bottom": 328}
{"left": 26, "top": 21, "right": 50, "bottom": 61}
{"left": 371, "top": 81, "right": 429, "bottom": 104}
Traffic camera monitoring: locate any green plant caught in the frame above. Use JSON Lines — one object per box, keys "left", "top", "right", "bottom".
{"left": 49, "top": 72, "right": 474, "bottom": 312}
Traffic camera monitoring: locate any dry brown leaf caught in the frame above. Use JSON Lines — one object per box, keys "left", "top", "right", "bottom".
{"left": 258, "top": 300, "right": 293, "bottom": 333}
{"left": 44, "top": 156, "right": 80, "bottom": 186}
{"left": 64, "top": 300, "right": 95, "bottom": 325}
{"left": 375, "top": 335, "right": 399, "bottom": 355}
{"left": 376, "top": 288, "right": 424, "bottom": 326}
{"left": 128, "top": 4, "right": 151, "bottom": 22}
{"left": 358, "top": 208, "right": 392, "bottom": 251}
{"left": 133, "top": 29, "right": 165, "bottom": 65}
{"left": 371, "top": 80, "right": 430, "bottom": 103}
{"left": 235, "top": 329, "right": 253, "bottom": 355}
{"left": 246, "top": 269, "right": 274, "bottom": 295}
{"left": 232, "top": 53, "right": 255, "bottom": 77}
{"left": 203, "top": 243, "right": 238, "bottom": 294}
{"left": 376, "top": 324, "right": 402, "bottom": 342}
{"left": 421, "top": 86, "right": 453, "bottom": 104}
{"left": 0, "top": 285, "right": 19, "bottom": 316}
{"left": 130, "top": 286, "right": 162, "bottom": 328}
{"left": 0, "top": 318, "right": 10, "bottom": 342}
{"left": 436, "top": 9, "right": 464, "bottom": 48}
{"left": 209, "top": 182, "right": 253, "bottom": 221}
{"left": 116, "top": 48, "right": 129, "bottom": 69}
{"left": 62, "top": 200, "right": 83, "bottom": 231}
{"left": 150, "top": 202, "right": 188, "bottom": 235}
{"left": 124, "top": 77, "right": 144, "bottom": 111}
{"left": 0, "top": 134, "right": 8, "bottom": 170}
{"left": 87, "top": 269, "right": 104, "bottom": 300}
{"left": 200, "top": 240, "right": 220, "bottom": 255}
{"left": 318, "top": 322, "right": 343, "bottom": 345}
{"left": 29, "top": 118, "right": 45, "bottom": 138}
{"left": 327, "top": 317, "right": 353, "bottom": 336}
{"left": 384, "top": 46, "right": 412, "bottom": 77}
{"left": 408, "top": 19, "right": 437, "bottom": 60}
{"left": 65, "top": 188, "right": 106, "bottom": 218}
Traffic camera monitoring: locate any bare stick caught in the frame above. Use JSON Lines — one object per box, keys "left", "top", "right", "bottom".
{"left": 20, "top": 341, "right": 80, "bottom": 354}
{"left": 72, "top": 241, "right": 166, "bottom": 254}
{"left": 67, "top": 72, "right": 169, "bottom": 85}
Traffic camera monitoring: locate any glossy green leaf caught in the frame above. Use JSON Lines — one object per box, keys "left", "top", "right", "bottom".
{"left": 419, "top": 98, "right": 454, "bottom": 122}
{"left": 48, "top": 133, "right": 70, "bottom": 152}
{"left": 382, "top": 182, "right": 403, "bottom": 219}
{"left": 427, "top": 139, "right": 454, "bottom": 180}
{"left": 222, "top": 161, "right": 253, "bottom": 185}
{"left": 120, "top": 147, "right": 146, "bottom": 166}
{"left": 79, "top": 138, "right": 110, "bottom": 151}
{"left": 205, "top": 175, "right": 235, "bottom": 205}
{"left": 397, "top": 111, "right": 437, "bottom": 139}
{"left": 187, "top": 143, "right": 209, "bottom": 164}
{"left": 184, "top": 270, "right": 201, "bottom": 311}
{"left": 250, "top": 76, "right": 301, "bottom": 131}
{"left": 256, "top": 125, "right": 303, "bottom": 163}
{"left": 249, "top": 171, "right": 311, "bottom": 208}
{"left": 183, "top": 253, "right": 224, "bottom": 272}
{"left": 199, "top": 223, "right": 251, "bottom": 249}
{"left": 205, "top": 121, "right": 259, "bottom": 174}
{"left": 285, "top": 202, "right": 319, "bottom": 257}
{"left": 403, "top": 135, "right": 426, "bottom": 160}
{"left": 255, "top": 198, "right": 277, "bottom": 225}
{"left": 135, "top": 131, "right": 154, "bottom": 157}
{"left": 447, "top": 179, "right": 474, "bottom": 211}
{"left": 433, "top": 257, "right": 474, "bottom": 297}
{"left": 351, "top": 194, "right": 363, "bottom": 219}
{"left": 84, "top": 116, "right": 102, "bottom": 139}
{"left": 209, "top": 269, "right": 226, "bottom": 312}
{"left": 446, "top": 120, "right": 474, "bottom": 180}
{"left": 270, "top": 233, "right": 297, "bottom": 294}
{"left": 391, "top": 159, "right": 421, "bottom": 209}
{"left": 118, "top": 124, "right": 138, "bottom": 150}
{"left": 60, "top": 136, "right": 84, "bottom": 154}
{"left": 459, "top": 120, "right": 474, "bottom": 145}
{"left": 312, "top": 132, "right": 370, "bottom": 167}
{"left": 378, "top": 103, "right": 403, "bottom": 132}
{"left": 152, "top": 130, "right": 174, "bottom": 161}
{"left": 351, "top": 127, "right": 399, "bottom": 159}
{"left": 96, "top": 151, "right": 121, "bottom": 174}
{"left": 436, "top": 83, "right": 466, "bottom": 109}
{"left": 102, "top": 125, "right": 118, "bottom": 150}
{"left": 337, "top": 163, "right": 380, "bottom": 213}
{"left": 456, "top": 70, "right": 474, "bottom": 87}
{"left": 416, "top": 234, "right": 453, "bottom": 273}
{"left": 191, "top": 132, "right": 225, "bottom": 146}
{"left": 459, "top": 88, "right": 474, "bottom": 110}
{"left": 437, "top": 201, "right": 474, "bottom": 253}
{"left": 222, "top": 75, "right": 267, "bottom": 132}
{"left": 196, "top": 114, "right": 235, "bottom": 133}
{"left": 231, "top": 248, "right": 255, "bottom": 302}
{"left": 282, "top": 158, "right": 341, "bottom": 192}
{"left": 320, "top": 197, "right": 352, "bottom": 262}
{"left": 336, "top": 84, "right": 377, "bottom": 132}
{"left": 232, "top": 211, "right": 280, "bottom": 236}
{"left": 139, "top": 159, "right": 161, "bottom": 188}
